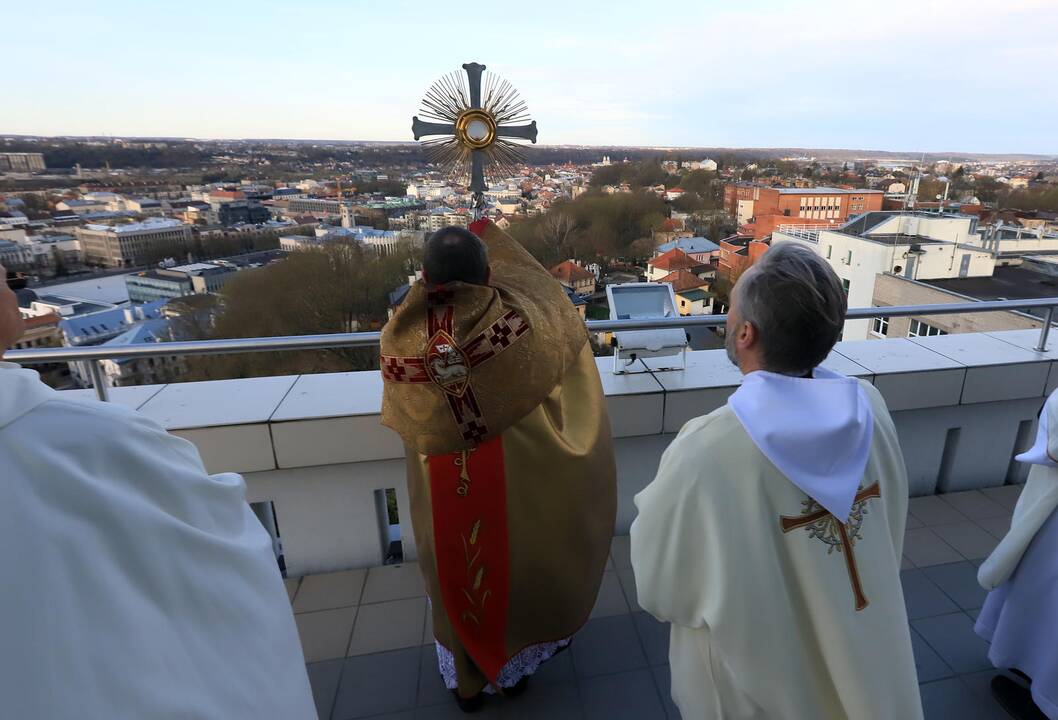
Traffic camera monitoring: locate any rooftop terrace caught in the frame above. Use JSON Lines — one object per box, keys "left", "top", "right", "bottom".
{"left": 82, "top": 217, "right": 186, "bottom": 233}
{"left": 10, "top": 307, "right": 1058, "bottom": 719}
{"left": 292, "top": 500, "right": 1021, "bottom": 719}
{"left": 775, "top": 186, "right": 885, "bottom": 195}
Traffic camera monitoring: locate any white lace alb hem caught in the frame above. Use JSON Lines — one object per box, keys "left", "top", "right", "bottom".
{"left": 435, "top": 637, "right": 571, "bottom": 694}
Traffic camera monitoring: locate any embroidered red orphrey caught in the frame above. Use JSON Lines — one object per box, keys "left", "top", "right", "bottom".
{"left": 382, "top": 289, "right": 529, "bottom": 443}
{"left": 382, "top": 222, "right": 531, "bottom": 683}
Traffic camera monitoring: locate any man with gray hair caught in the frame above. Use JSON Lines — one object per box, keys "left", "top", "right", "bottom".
{"left": 631, "top": 243, "right": 922, "bottom": 719}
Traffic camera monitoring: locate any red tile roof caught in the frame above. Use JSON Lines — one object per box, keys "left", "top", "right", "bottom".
{"left": 549, "top": 260, "right": 594, "bottom": 284}
{"left": 650, "top": 248, "right": 700, "bottom": 272}
{"left": 659, "top": 270, "right": 708, "bottom": 293}
{"left": 23, "top": 313, "right": 60, "bottom": 329}
{"left": 209, "top": 190, "right": 246, "bottom": 200}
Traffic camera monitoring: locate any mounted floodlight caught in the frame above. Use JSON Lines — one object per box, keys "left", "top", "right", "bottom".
{"left": 605, "top": 282, "right": 689, "bottom": 375}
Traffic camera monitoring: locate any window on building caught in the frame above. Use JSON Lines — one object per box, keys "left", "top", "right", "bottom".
{"left": 845, "top": 250, "right": 852, "bottom": 265}
{"left": 841, "top": 278, "right": 851, "bottom": 294}
{"left": 826, "top": 245, "right": 832, "bottom": 259}
{"left": 907, "top": 319, "right": 948, "bottom": 338}
{"left": 871, "top": 316, "right": 890, "bottom": 337}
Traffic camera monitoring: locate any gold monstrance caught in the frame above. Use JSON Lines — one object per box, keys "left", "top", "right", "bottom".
{"left": 412, "top": 62, "right": 538, "bottom": 218}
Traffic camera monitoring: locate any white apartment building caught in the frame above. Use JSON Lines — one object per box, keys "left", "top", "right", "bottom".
{"left": 0, "top": 152, "right": 45, "bottom": 171}
{"left": 0, "top": 229, "right": 81, "bottom": 272}
{"left": 485, "top": 185, "right": 522, "bottom": 203}
{"left": 684, "top": 159, "right": 718, "bottom": 172}
{"left": 0, "top": 238, "right": 32, "bottom": 269}
{"left": 423, "top": 211, "right": 469, "bottom": 232}
{"left": 55, "top": 199, "right": 111, "bottom": 215}
{"left": 969, "top": 223, "right": 1058, "bottom": 264}
{"left": 407, "top": 182, "right": 454, "bottom": 201}
{"left": 280, "top": 226, "right": 416, "bottom": 255}
{"left": 97, "top": 319, "right": 186, "bottom": 388}
{"left": 773, "top": 212, "right": 994, "bottom": 341}
{"left": 75, "top": 218, "right": 193, "bottom": 268}
{"left": 0, "top": 210, "right": 30, "bottom": 227}
{"left": 388, "top": 210, "right": 471, "bottom": 233}
{"left": 83, "top": 191, "right": 122, "bottom": 204}
{"left": 285, "top": 198, "right": 351, "bottom": 217}
{"left": 108, "top": 196, "right": 164, "bottom": 215}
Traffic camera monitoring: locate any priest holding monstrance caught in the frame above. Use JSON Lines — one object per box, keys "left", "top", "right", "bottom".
{"left": 380, "top": 63, "right": 616, "bottom": 712}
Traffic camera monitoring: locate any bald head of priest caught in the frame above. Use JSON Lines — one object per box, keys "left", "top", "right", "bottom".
{"left": 423, "top": 225, "right": 490, "bottom": 286}
{"left": 724, "top": 241, "right": 847, "bottom": 376}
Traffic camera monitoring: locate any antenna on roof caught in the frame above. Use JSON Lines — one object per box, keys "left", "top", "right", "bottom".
{"left": 902, "top": 151, "right": 926, "bottom": 215}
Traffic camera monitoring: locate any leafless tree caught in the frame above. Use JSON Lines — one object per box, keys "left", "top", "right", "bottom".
{"left": 538, "top": 212, "right": 578, "bottom": 265}
{"left": 183, "top": 240, "right": 421, "bottom": 380}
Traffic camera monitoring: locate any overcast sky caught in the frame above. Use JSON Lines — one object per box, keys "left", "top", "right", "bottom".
{"left": 3, "top": 0, "right": 1056, "bottom": 154}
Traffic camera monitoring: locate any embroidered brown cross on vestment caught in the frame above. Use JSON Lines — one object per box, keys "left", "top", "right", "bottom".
{"left": 381, "top": 288, "right": 530, "bottom": 444}
{"left": 779, "top": 482, "right": 882, "bottom": 612}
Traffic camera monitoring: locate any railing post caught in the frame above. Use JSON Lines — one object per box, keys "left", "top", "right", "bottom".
{"left": 1036, "top": 307, "right": 1055, "bottom": 353}
{"left": 88, "top": 360, "right": 110, "bottom": 402}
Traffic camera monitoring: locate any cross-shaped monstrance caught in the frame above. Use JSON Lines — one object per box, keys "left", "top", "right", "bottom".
{"left": 779, "top": 483, "right": 882, "bottom": 611}
{"left": 412, "top": 62, "right": 538, "bottom": 196}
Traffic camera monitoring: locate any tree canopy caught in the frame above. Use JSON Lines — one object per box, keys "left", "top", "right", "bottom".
{"left": 183, "top": 241, "right": 421, "bottom": 380}
{"left": 1004, "top": 186, "right": 1058, "bottom": 213}
{"left": 916, "top": 178, "right": 948, "bottom": 203}
{"left": 588, "top": 160, "right": 678, "bottom": 189}
{"left": 508, "top": 190, "right": 668, "bottom": 267}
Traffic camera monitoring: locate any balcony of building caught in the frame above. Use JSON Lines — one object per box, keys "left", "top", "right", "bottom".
{"left": 11, "top": 307, "right": 1058, "bottom": 719}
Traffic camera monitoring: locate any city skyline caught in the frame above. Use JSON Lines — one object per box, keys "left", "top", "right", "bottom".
{"left": 2, "top": 0, "right": 1057, "bottom": 154}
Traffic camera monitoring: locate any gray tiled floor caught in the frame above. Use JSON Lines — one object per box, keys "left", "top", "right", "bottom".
{"left": 296, "top": 486, "right": 1025, "bottom": 719}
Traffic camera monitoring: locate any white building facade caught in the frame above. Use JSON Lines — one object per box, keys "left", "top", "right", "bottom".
{"left": 773, "top": 213, "right": 994, "bottom": 341}
{"left": 75, "top": 218, "right": 193, "bottom": 268}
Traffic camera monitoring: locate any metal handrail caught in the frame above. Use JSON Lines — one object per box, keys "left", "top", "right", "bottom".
{"left": 7, "top": 297, "right": 1058, "bottom": 402}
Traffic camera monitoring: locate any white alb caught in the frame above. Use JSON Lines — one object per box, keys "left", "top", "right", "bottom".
{"left": 0, "top": 362, "right": 316, "bottom": 719}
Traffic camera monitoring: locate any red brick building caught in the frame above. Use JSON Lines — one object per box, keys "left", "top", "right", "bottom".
{"left": 717, "top": 235, "right": 770, "bottom": 283}
{"left": 724, "top": 184, "right": 884, "bottom": 238}
{"left": 747, "top": 214, "right": 839, "bottom": 239}
{"left": 208, "top": 190, "right": 247, "bottom": 202}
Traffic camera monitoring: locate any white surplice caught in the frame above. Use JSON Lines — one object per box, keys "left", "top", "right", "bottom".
{"left": 632, "top": 369, "right": 922, "bottom": 720}
{"left": 975, "top": 390, "right": 1058, "bottom": 718}
{"left": 0, "top": 363, "right": 316, "bottom": 719}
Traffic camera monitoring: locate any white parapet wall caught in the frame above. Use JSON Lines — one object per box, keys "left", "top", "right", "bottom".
{"left": 60, "top": 328, "right": 1058, "bottom": 577}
